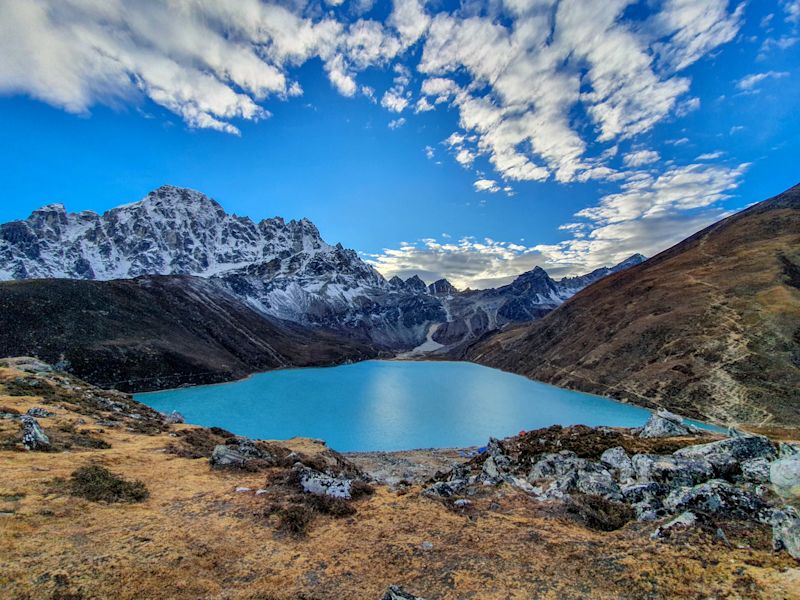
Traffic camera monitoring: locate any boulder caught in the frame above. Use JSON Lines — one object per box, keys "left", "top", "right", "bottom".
{"left": 480, "top": 438, "right": 511, "bottom": 483}
{"left": 20, "top": 415, "right": 50, "bottom": 450}
{"left": 770, "top": 456, "right": 800, "bottom": 497}
{"left": 740, "top": 458, "right": 772, "bottom": 484}
{"left": 639, "top": 410, "right": 690, "bottom": 438}
{"left": 651, "top": 511, "right": 697, "bottom": 540}
{"left": 770, "top": 507, "right": 800, "bottom": 559}
{"left": 2, "top": 357, "right": 54, "bottom": 373}
{"left": 381, "top": 585, "right": 426, "bottom": 600}
{"left": 209, "top": 438, "right": 272, "bottom": 470}
{"left": 631, "top": 454, "right": 714, "bottom": 489}
{"left": 779, "top": 443, "right": 800, "bottom": 458}
{"left": 600, "top": 446, "right": 634, "bottom": 482}
{"left": 663, "top": 479, "right": 767, "bottom": 520}
{"left": 422, "top": 480, "right": 467, "bottom": 499}
{"left": 574, "top": 468, "right": 623, "bottom": 501}
{"left": 297, "top": 467, "right": 353, "bottom": 499}
{"left": 26, "top": 407, "right": 55, "bottom": 418}
{"left": 674, "top": 434, "right": 776, "bottom": 478}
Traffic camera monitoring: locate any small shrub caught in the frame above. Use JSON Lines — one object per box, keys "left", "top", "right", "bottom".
{"left": 276, "top": 504, "right": 314, "bottom": 537}
{"left": 564, "top": 493, "right": 634, "bottom": 531}
{"left": 349, "top": 479, "right": 375, "bottom": 500}
{"left": 305, "top": 493, "right": 356, "bottom": 517}
{"left": 68, "top": 465, "right": 149, "bottom": 503}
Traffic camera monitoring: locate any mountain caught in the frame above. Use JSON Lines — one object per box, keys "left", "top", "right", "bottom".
{"left": 430, "top": 255, "right": 646, "bottom": 349}
{"left": 465, "top": 184, "right": 800, "bottom": 426}
{"left": 0, "top": 275, "right": 379, "bottom": 391}
{"left": 0, "top": 185, "right": 645, "bottom": 354}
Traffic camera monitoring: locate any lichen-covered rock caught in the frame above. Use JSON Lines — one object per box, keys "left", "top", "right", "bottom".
{"left": 770, "top": 507, "right": 800, "bottom": 559}
{"left": 740, "top": 458, "right": 772, "bottom": 484}
{"left": 209, "top": 438, "right": 272, "bottom": 469}
{"left": 574, "top": 468, "right": 623, "bottom": 501}
{"left": 600, "top": 446, "right": 634, "bottom": 482}
{"left": 528, "top": 451, "right": 589, "bottom": 482}
{"left": 381, "top": 585, "right": 426, "bottom": 600}
{"left": 20, "top": 415, "right": 49, "bottom": 450}
{"left": 479, "top": 438, "right": 512, "bottom": 483}
{"left": 770, "top": 456, "right": 800, "bottom": 497}
{"left": 422, "top": 479, "right": 467, "bottom": 499}
{"left": 674, "top": 434, "right": 776, "bottom": 478}
{"left": 26, "top": 407, "right": 55, "bottom": 418}
{"left": 631, "top": 454, "right": 714, "bottom": 489}
{"left": 663, "top": 480, "right": 767, "bottom": 520}
{"left": 639, "top": 410, "right": 690, "bottom": 438}
{"left": 297, "top": 466, "right": 353, "bottom": 499}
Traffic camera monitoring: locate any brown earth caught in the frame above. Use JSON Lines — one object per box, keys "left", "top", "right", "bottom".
{"left": 465, "top": 183, "right": 800, "bottom": 427}
{"left": 2, "top": 365, "right": 799, "bottom": 599}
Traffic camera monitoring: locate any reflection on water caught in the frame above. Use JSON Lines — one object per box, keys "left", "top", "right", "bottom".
{"left": 138, "top": 360, "right": 661, "bottom": 452}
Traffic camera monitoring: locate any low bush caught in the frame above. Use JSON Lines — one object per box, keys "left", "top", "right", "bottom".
{"left": 276, "top": 505, "right": 315, "bottom": 537}
{"left": 68, "top": 465, "right": 149, "bottom": 503}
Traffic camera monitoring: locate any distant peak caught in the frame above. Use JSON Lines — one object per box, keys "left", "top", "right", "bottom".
{"left": 428, "top": 278, "right": 458, "bottom": 295}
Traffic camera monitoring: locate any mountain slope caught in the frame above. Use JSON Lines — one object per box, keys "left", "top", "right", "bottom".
{"left": 466, "top": 184, "right": 800, "bottom": 426}
{"left": 0, "top": 276, "right": 379, "bottom": 391}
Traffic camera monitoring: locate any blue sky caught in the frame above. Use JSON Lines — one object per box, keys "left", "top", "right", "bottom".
{"left": 0, "top": 0, "right": 798, "bottom": 288}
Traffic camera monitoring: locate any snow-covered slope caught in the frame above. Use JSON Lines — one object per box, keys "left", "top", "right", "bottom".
{"left": 0, "top": 185, "right": 645, "bottom": 350}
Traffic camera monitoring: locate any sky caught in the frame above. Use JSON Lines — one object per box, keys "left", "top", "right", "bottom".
{"left": 0, "top": 0, "right": 798, "bottom": 289}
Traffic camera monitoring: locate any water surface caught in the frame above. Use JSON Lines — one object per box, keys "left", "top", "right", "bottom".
{"left": 138, "top": 360, "right": 661, "bottom": 451}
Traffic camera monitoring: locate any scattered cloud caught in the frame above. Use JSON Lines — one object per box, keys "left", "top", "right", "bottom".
{"left": 388, "top": 117, "right": 406, "bottom": 129}
{"left": 424, "top": 145, "right": 435, "bottom": 159}
{"left": 622, "top": 150, "right": 661, "bottom": 168}
{"left": 473, "top": 179, "right": 500, "bottom": 193}
{"left": 696, "top": 151, "right": 724, "bottom": 160}
{"left": 736, "top": 71, "right": 790, "bottom": 91}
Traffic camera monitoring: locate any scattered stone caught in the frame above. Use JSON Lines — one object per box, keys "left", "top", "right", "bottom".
{"left": 769, "top": 456, "right": 800, "bottom": 497}
{"left": 381, "top": 585, "right": 426, "bottom": 600}
{"left": 770, "top": 506, "right": 800, "bottom": 559}
{"left": 663, "top": 480, "right": 767, "bottom": 520}
{"left": 235, "top": 487, "right": 252, "bottom": 493}
{"left": 420, "top": 541, "right": 433, "bottom": 551}
{"left": 20, "top": 416, "right": 50, "bottom": 450}
{"left": 453, "top": 499, "right": 471, "bottom": 508}
{"left": 639, "top": 410, "right": 690, "bottom": 438}
{"left": 163, "top": 410, "right": 185, "bottom": 424}
{"left": 297, "top": 466, "right": 352, "bottom": 499}
{"left": 255, "top": 489, "right": 268, "bottom": 496}
{"left": 209, "top": 438, "right": 273, "bottom": 470}
{"left": 423, "top": 479, "right": 467, "bottom": 499}
{"left": 26, "top": 407, "right": 55, "bottom": 418}
{"left": 651, "top": 511, "right": 697, "bottom": 540}
{"left": 779, "top": 443, "right": 800, "bottom": 458}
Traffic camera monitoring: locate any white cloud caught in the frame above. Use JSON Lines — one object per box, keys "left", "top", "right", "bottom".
{"left": 783, "top": 0, "right": 800, "bottom": 23}
{"left": 424, "top": 145, "right": 435, "bottom": 159}
{"left": 388, "top": 117, "right": 406, "bottom": 129}
{"left": 622, "top": 150, "right": 661, "bottom": 168}
{"left": 736, "top": 71, "right": 790, "bottom": 91}
{"left": 473, "top": 178, "right": 500, "bottom": 193}
{"left": 696, "top": 151, "right": 723, "bottom": 160}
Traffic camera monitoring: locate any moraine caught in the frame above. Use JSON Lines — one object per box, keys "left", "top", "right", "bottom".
{"left": 136, "top": 361, "right": 714, "bottom": 452}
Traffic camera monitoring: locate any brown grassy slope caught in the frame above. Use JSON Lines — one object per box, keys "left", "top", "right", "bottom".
{"left": 0, "top": 275, "right": 379, "bottom": 392}
{"left": 466, "top": 183, "right": 800, "bottom": 426}
{"left": 1, "top": 365, "right": 798, "bottom": 600}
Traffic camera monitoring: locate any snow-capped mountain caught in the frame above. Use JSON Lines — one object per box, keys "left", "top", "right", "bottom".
{"left": 0, "top": 185, "right": 645, "bottom": 350}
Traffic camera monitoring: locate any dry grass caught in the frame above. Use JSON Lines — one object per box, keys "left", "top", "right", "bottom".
{"left": 1, "top": 365, "right": 798, "bottom": 599}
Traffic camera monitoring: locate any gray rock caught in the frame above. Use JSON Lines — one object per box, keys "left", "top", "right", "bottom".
{"left": 297, "top": 467, "right": 352, "bottom": 499}
{"left": 209, "top": 438, "right": 272, "bottom": 469}
{"left": 2, "top": 357, "right": 54, "bottom": 373}
{"left": 528, "top": 451, "right": 589, "bottom": 482}
{"left": 651, "top": 511, "right": 697, "bottom": 540}
{"left": 770, "top": 507, "right": 800, "bottom": 559}
{"left": 600, "top": 446, "right": 634, "bottom": 482}
{"left": 423, "top": 479, "right": 467, "bottom": 499}
{"left": 631, "top": 454, "right": 714, "bottom": 488}
{"left": 574, "top": 468, "right": 623, "bottom": 501}
{"left": 674, "top": 434, "right": 776, "bottom": 478}
{"left": 639, "top": 410, "right": 690, "bottom": 438}
{"left": 740, "top": 458, "right": 772, "bottom": 484}
{"left": 381, "top": 585, "right": 426, "bottom": 600}
{"left": 663, "top": 479, "right": 767, "bottom": 519}
{"left": 26, "top": 407, "right": 55, "bottom": 418}
{"left": 779, "top": 442, "right": 800, "bottom": 458}
{"left": 20, "top": 415, "right": 49, "bottom": 450}
{"left": 621, "top": 481, "right": 664, "bottom": 504}
{"left": 770, "top": 456, "right": 800, "bottom": 497}
{"left": 163, "top": 410, "right": 185, "bottom": 424}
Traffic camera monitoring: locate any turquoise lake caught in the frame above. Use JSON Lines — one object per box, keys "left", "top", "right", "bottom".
{"left": 138, "top": 360, "right": 667, "bottom": 452}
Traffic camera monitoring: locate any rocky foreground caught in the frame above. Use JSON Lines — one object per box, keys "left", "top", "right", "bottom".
{"left": 1, "top": 358, "right": 799, "bottom": 599}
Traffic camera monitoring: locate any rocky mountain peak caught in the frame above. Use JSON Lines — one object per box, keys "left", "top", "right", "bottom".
{"left": 404, "top": 275, "right": 428, "bottom": 293}
{"left": 428, "top": 278, "right": 458, "bottom": 296}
